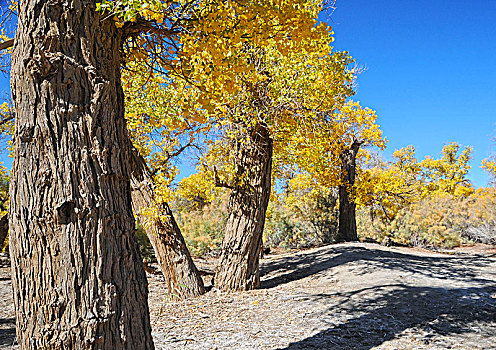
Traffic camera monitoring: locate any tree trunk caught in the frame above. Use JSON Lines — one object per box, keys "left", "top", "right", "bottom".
{"left": 9, "top": 1, "right": 154, "bottom": 348}
{"left": 337, "top": 184, "right": 357, "bottom": 242}
{"left": 129, "top": 149, "right": 205, "bottom": 298}
{"left": 336, "top": 141, "right": 362, "bottom": 242}
{"left": 0, "top": 214, "right": 7, "bottom": 249}
{"left": 215, "top": 124, "right": 273, "bottom": 291}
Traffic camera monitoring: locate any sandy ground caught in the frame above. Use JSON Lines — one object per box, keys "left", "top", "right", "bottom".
{"left": 1, "top": 242, "right": 496, "bottom": 349}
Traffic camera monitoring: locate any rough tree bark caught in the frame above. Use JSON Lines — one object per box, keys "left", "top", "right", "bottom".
{"left": 0, "top": 149, "right": 207, "bottom": 300}
{"left": 129, "top": 149, "right": 205, "bottom": 298}
{"left": 215, "top": 123, "right": 273, "bottom": 291}
{"left": 336, "top": 140, "right": 362, "bottom": 242}
{"left": 9, "top": 0, "right": 154, "bottom": 348}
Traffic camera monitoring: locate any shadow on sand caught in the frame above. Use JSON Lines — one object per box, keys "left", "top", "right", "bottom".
{"left": 260, "top": 244, "right": 495, "bottom": 289}
{"left": 0, "top": 318, "right": 15, "bottom": 347}
{"left": 259, "top": 244, "right": 496, "bottom": 349}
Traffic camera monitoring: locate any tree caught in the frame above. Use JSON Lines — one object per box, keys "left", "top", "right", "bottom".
{"left": 292, "top": 101, "right": 386, "bottom": 242}
{"left": 194, "top": 40, "right": 355, "bottom": 290}
{"left": 121, "top": 3, "right": 355, "bottom": 291}
{"left": 356, "top": 145, "right": 423, "bottom": 225}
{"left": 336, "top": 139, "right": 362, "bottom": 241}
{"left": 420, "top": 142, "right": 473, "bottom": 197}
{"left": 481, "top": 135, "right": 496, "bottom": 185}
{"left": 333, "top": 103, "right": 386, "bottom": 241}
{"left": 356, "top": 143, "right": 475, "bottom": 246}
{"left": 3, "top": 0, "right": 340, "bottom": 298}
{"left": 9, "top": 0, "right": 154, "bottom": 347}
{"left": 122, "top": 61, "right": 206, "bottom": 298}
{"left": 482, "top": 158, "right": 496, "bottom": 185}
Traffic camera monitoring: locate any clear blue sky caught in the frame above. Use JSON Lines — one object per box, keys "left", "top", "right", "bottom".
{"left": 324, "top": 0, "right": 496, "bottom": 187}
{"left": 0, "top": 1, "right": 495, "bottom": 186}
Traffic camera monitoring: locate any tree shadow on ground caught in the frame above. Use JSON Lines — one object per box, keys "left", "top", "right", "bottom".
{"left": 260, "top": 244, "right": 495, "bottom": 289}
{"left": 278, "top": 284, "right": 496, "bottom": 349}
{"left": 0, "top": 318, "right": 15, "bottom": 347}
{"left": 259, "top": 244, "right": 496, "bottom": 349}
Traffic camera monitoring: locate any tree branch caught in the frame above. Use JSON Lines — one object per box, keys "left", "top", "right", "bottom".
{"left": 0, "top": 114, "right": 14, "bottom": 126}
{"left": 123, "top": 19, "right": 179, "bottom": 40}
{"left": 0, "top": 39, "right": 13, "bottom": 52}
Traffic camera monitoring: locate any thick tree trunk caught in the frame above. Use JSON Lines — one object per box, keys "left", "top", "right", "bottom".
{"left": 129, "top": 149, "right": 205, "bottom": 298}
{"left": 336, "top": 141, "right": 362, "bottom": 242}
{"left": 337, "top": 184, "right": 357, "bottom": 241}
{"left": 215, "top": 124, "right": 273, "bottom": 291}
{"left": 9, "top": 1, "right": 154, "bottom": 348}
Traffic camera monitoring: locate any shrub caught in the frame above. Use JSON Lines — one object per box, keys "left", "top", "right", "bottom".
{"left": 174, "top": 191, "right": 229, "bottom": 256}
{"left": 358, "top": 188, "right": 496, "bottom": 248}
{"left": 263, "top": 191, "right": 339, "bottom": 249}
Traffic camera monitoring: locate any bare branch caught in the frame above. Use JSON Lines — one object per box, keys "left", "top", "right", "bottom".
{"left": 123, "top": 19, "right": 179, "bottom": 40}
{"left": 0, "top": 39, "right": 13, "bottom": 52}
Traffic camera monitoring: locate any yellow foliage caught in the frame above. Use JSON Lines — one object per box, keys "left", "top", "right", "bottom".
{"left": 356, "top": 142, "right": 474, "bottom": 225}
{"left": 419, "top": 142, "right": 473, "bottom": 197}
{"left": 358, "top": 186, "right": 496, "bottom": 248}
{"left": 175, "top": 171, "right": 218, "bottom": 209}
{"left": 0, "top": 101, "right": 14, "bottom": 155}
{"left": 482, "top": 158, "right": 496, "bottom": 184}
{"left": 118, "top": 1, "right": 357, "bottom": 229}
{"left": 286, "top": 101, "right": 386, "bottom": 194}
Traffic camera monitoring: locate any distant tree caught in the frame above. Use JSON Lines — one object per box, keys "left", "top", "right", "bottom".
{"left": 357, "top": 143, "right": 473, "bottom": 227}
{"left": 482, "top": 158, "right": 496, "bottom": 185}
{"left": 293, "top": 102, "right": 386, "bottom": 242}
{"left": 420, "top": 142, "right": 473, "bottom": 197}
{"left": 356, "top": 145, "right": 424, "bottom": 224}
{"left": 197, "top": 43, "right": 356, "bottom": 291}
{"left": 481, "top": 135, "right": 496, "bottom": 185}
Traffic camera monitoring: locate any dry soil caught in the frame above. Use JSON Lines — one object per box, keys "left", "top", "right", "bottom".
{"left": 1, "top": 242, "right": 496, "bottom": 349}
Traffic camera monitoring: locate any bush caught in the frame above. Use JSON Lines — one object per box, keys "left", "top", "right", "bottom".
{"left": 174, "top": 192, "right": 229, "bottom": 257}
{"left": 358, "top": 187, "right": 496, "bottom": 248}
{"left": 462, "top": 187, "right": 496, "bottom": 244}
{"left": 263, "top": 191, "right": 339, "bottom": 249}
{"left": 173, "top": 182, "right": 340, "bottom": 255}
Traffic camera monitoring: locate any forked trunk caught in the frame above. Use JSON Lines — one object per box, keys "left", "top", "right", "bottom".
{"left": 9, "top": 1, "right": 154, "bottom": 348}
{"left": 215, "top": 124, "right": 273, "bottom": 291}
{"left": 129, "top": 149, "right": 205, "bottom": 298}
{"left": 336, "top": 141, "right": 362, "bottom": 242}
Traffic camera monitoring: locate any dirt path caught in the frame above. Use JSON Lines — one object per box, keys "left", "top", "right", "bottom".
{"left": 2, "top": 243, "right": 496, "bottom": 349}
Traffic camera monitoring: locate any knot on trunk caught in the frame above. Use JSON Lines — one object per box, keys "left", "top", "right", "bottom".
{"left": 26, "top": 50, "right": 63, "bottom": 79}
{"left": 55, "top": 200, "right": 75, "bottom": 225}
